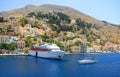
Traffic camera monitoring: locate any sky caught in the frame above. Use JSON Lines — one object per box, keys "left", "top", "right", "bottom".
{"left": 0, "top": 0, "right": 120, "bottom": 25}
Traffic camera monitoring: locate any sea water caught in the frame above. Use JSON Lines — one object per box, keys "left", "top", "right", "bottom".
{"left": 0, "top": 53, "right": 120, "bottom": 77}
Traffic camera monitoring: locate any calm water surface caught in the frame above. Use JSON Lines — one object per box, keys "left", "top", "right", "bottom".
{"left": 0, "top": 53, "right": 120, "bottom": 77}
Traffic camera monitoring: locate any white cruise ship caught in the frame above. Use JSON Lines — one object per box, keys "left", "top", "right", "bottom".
{"left": 29, "top": 43, "right": 65, "bottom": 59}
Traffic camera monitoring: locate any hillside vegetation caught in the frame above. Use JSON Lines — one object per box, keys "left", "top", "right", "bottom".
{"left": 0, "top": 4, "right": 120, "bottom": 52}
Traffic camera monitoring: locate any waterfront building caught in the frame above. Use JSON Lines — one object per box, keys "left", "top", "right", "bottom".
{"left": 0, "top": 35, "right": 10, "bottom": 43}
{"left": 80, "top": 45, "right": 87, "bottom": 53}
{"left": 17, "top": 40, "right": 25, "bottom": 49}
{"left": 9, "top": 36, "right": 18, "bottom": 43}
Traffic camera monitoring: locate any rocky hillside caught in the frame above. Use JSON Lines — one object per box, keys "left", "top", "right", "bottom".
{"left": 0, "top": 4, "right": 119, "bottom": 26}
{"left": 0, "top": 4, "right": 103, "bottom": 24}
{"left": 0, "top": 4, "right": 120, "bottom": 52}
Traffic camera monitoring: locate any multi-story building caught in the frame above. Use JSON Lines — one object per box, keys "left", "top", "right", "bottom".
{"left": 0, "top": 35, "right": 10, "bottom": 43}
{"left": 80, "top": 45, "right": 87, "bottom": 53}
{"left": 17, "top": 40, "right": 25, "bottom": 49}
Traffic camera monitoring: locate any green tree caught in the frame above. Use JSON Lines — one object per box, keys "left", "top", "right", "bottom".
{"left": 57, "top": 12, "right": 71, "bottom": 23}
{"left": 7, "top": 25, "right": 13, "bottom": 32}
{"left": 8, "top": 43, "right": 16, "bottom": 51}
{"left": 1, "top": 43, "right": 8, "bottom": 49}
{"left": 55, "top": 41, "right": 63, "bottom": 49}
{"left": 0, "top": 43, "right": 3, "bottom": 50}
{"left": 0, "top": 27, "right": 2, "bottom": 33}
{"left": 74, "top": 41, "right": 82, "bottom": 46}
{"left": 24, "top": 37, "right": 32, "bottom": 47}
{"left": 24, "top": 47, "right": 30, "bottom": 53}
{"left": 27, "top": 12, "right": 36, "bottom": 17}
{"left": 31, "top": 21, "right": 38, "bottom": 28}
{"left": 41, "top": 33, "right": 49, "bottom": 42}
{"left": 19, "top": 17, "right": 29, "bottom": 27}
{"left": 0, "top": 17, "right": 4, "bottom": 22}
{"left": 100, "top": 40, "right": 106, "bottom": 46}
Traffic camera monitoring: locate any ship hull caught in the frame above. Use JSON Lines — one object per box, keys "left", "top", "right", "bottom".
{"left": 29, "top": 50, "right": 65, "bottom": 59}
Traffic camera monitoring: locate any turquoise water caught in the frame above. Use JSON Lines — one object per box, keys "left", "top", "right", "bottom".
{"left": 0, "top": 54, "right": 120, "bottom": 77}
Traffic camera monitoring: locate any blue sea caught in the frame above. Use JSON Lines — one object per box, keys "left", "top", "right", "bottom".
{"left": 0, "top": 53, "right": 120, "bottom": 77}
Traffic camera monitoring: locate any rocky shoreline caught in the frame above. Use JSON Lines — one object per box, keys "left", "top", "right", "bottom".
{"left": 0, "top": 51, "right": 120, "bottom": 56}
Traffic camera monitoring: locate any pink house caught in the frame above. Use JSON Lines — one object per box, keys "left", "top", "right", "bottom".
{"left": 17, "top": 40, "right": 25, "bottom": 49}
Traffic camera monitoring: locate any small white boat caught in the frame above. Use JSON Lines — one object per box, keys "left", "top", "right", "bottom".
{"left": 78, "top": 34, "right": 96, "bottom": 64}
{"left": 78, "top": 59, "right": 96, "bottom": 64}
